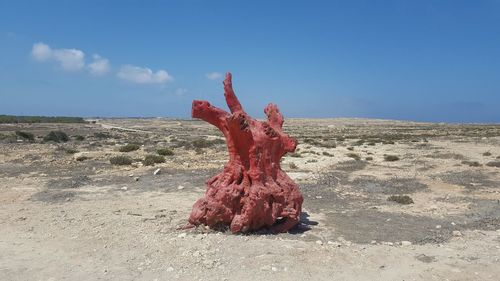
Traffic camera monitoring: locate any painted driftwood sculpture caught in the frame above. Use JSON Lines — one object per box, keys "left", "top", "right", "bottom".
{"left": 188, "top": 72, "right": 303, "bottom": 233}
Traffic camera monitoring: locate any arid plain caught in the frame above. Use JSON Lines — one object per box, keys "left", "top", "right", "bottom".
{"left": 1, "top": 118, "right": 499, "bottom": 281}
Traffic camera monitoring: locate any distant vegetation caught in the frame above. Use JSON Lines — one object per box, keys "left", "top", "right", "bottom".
{"left": 171, "top": 137, "right": 225, "bottom": 149}
{"left": 119, "top": 143, "right": 140, "bottom": 152}
{"left": 64, "top": 148, "right": 78, "bottom": 154}
{"left": 346, "top": 152, "right": 361, "bottom": 160}
{"left": 486, "top": 161, "right": 500, "bottom": 168}
{"left": 388, "top": 195, "right": 414, "bottom": 204}
{"left": 110, "top": 155, "right": 133, "bottom": 166}
{"left": 157, "top": 148, "right": 174, "bottom": 156}
{"left": 461, "top": 160, "right": 481, "bottom": 167}
{"left": 73, "top": 135, "right": 85, "bottom": 141}
{"left": 142, "top": 154, "right": 165, "bottom": 166}
{"left": 44, "top": 131, "right": 69, "bottom": 143}
{"left": 384, "top": 155, "right": 400, "bottom": 162}
{"left": 15, "top": 131, "right": 35, "bottom": 141}
{"left": 0, "top": 115, "right": 86, "bottom": 124}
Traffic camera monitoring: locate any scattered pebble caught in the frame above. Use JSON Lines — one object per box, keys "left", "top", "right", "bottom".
{"left": 177, "top": 185, "right": 185, "bottom": 190}
{"left": 134, "top": 177, "right": 140, "bottom": 181}
{"left": 452, "top": 230, "right": 462, "bottom": 237}
{"left": 177, "top": 233, "right": 187, "bottom": 238}
{"left": 121, "top": 186, "right": 128, "bottom": 191}
{"left": 436, "top": 225, "right": 442, "bottom": 229}
{"left": 316, "top": 240, "right": 323, "bottom": 245}
{"left": 153, "top": 168, "right": 161, "bottom": 175}
{"left": 260, "top": 265, "right": 272, "bottom": 271}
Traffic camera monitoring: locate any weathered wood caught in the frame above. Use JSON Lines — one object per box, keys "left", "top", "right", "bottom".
{"left": 189, "top": 73, "right": 303, "bottom": 233}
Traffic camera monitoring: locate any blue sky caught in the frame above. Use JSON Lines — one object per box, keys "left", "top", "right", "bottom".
{"left": 0, "top": 0, "right": 499, "bottom": 123}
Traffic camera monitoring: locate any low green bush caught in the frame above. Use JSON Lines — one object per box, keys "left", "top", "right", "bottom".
{"left": 119, "top": 143, "right": 140, "bottom": 152}
{"left": 74, "top": 135, "right": 85, "bottom": 141}
{"left": 64, "top": 148, "right": 78, "bottom": 154}
{"left": 142, "top": 154, "right": 165, "bottom": 166}
{"left": 110, "top": 155, "right": 133, "bottom": 165}
{"left": 461, "top": 160, "right": 481, "bottom": 167}
{"left": 15, "top": 131, "right": 35, "bottom": 141}
{"left": 486, "top": 161, "right": 500, "bottom": 168}
{"left": 384, "top": 155, "right": 400, "bottom": 162}
{"left": 388, "top": 195, "right": 414, "bottom": 204}
{"left": 346, "top": 153, "right": 360, "bottom": 160}
{"left": 44, "top": 131, "right": 69, "bottom": 143}
{"left": 157, "top": 148, "right": 174, "bottom": 156}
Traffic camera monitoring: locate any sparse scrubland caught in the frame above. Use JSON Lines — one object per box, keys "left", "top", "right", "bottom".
{"left": 1, "top": 118, "right": 499, "bottom": 280}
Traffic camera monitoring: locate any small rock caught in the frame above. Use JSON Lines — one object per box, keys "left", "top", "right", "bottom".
{"left": 401, "top": 241, "right": 412, "bottom": 246}
{"left": 271, "top": 267, "right": 278, "bottom": 272}
{"left": 153, "top": 168, "right": 161, "bottom": 175}
{"left": 315, "top": 196, "right": 323, "bottom": 199}
{"left": 327, "top": 241, "right": 341, "bottom": 247}
{"left": 121, "top": 186, "right": 128, "bottom": 191}
{"left": 451, "top": 222, "right": 456, "bottom": 226}
{"left": 436, "top": 225, "right": 442, "bottom": 229}
{"left": 166, "top": 266, "right": 174, "bottom": 272}
{"left": 452, "top": 230, "right": 462, "bottom": 237}
{"left": 371, "top": 240, "right": 377, "bottom": 244}
{"left": 128, "top": 174, "right": 134, "bottom": 177}
{"left": 177, "top": 185, "right": 185, "bottom": 190}
{"left": 177, "top": 233, "right": 187, "bottom": 238}
{"left": 134, "top": 177, "right": 140, "bottom": 181}
{"left": 315, "top": 240, "right": 323, "bottom": 245}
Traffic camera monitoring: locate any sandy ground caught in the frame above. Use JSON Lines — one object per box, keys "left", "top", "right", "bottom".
{"left": 1, "top": 118, "right": 499, "bottom": 281}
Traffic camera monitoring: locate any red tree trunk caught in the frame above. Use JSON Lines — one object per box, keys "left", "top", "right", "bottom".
{"left": 188, "top": 73, "right": 303, "bottom": 233}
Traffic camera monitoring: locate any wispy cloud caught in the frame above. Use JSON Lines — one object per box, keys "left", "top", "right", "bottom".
{"left": 205, "top": 72, "right": 223, "bottom": 80}
{"left": 32, "top": 42, "right": 86, "bottom": 71}
{"left": 117, "top": 65, "right": 174, "bottom": 84}
{"left": 175, "top": 88, "right": 188, "bottom": 96}
{"left": 88, "top": 54, "right": 110, "bottom": 76}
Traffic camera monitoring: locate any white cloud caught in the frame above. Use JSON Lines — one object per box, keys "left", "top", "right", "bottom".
{"left": 117, "top": 65, "right": 174, "bottom": 84}
{"left": 52, "top": 48, "right": 85, "bottom": 71}
{"left": 88, "top": 54, "right": 110, "bottom": 76}
{"left": 32, "top": 42, "right": 52, "bottom": 61}
{"left": 31, "top": 42, "right": 85, "bottom": 71}
{"left": 205, "top": 72, "right": 223, "bottom": 80}
{"left": 31, "top": 42, "right": 174, "bottom": 85}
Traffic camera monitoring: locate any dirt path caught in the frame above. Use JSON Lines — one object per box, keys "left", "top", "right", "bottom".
{"left": 1, "top": 186, "right": 499, "bottom": 281}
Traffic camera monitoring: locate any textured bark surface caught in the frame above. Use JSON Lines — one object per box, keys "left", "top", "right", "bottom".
{"left": 188, "top": 73, "right": 303, "bottom": 233}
